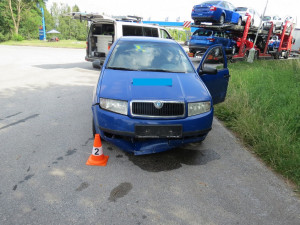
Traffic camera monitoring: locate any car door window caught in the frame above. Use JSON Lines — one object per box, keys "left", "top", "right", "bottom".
{"left": 202, "top": 46, "right": 225, "bottom": 71}
{"left": 219, "top": 1, "right": 226, "bottom": 8}
{"left": 228, "top": 3, "right": 235, "bottom": 10}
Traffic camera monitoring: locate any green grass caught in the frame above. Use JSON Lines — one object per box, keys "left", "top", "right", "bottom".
{"left": 0, "top": 39, "right": 86, "bottom": 48}
{"left": 215, "top": 59, "right": 300, "bottom": 191}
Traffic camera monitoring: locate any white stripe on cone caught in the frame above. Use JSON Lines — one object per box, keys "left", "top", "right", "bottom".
{"left": 92, "top": 146, "right": 103, "bottom": 156}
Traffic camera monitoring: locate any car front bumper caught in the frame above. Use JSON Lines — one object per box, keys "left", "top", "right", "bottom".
{"left": 92, "top": 105, "right": 213, "bottom": 155}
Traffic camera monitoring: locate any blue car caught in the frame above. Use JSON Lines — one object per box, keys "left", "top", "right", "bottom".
{"left": 189, "top": 28, "right": 237, "bottom": 55}
{"left": 92, "top": 37, "right": 230, "bottom": 155}
{"left": 192, "top": 0, "right": 242, "bottom": 25}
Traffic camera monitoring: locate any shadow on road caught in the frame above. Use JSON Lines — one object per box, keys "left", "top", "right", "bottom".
{"left": 33, "top": 62, "right": 98, "bottom": 71}
{"left": 124, "top": 145, "right": 220, "bottom": 172}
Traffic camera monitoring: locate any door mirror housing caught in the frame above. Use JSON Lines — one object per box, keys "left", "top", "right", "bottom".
{"left": 199, "top": 67, "right": 218, "bottom": 75}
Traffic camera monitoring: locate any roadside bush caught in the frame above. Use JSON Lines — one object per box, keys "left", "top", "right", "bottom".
{"left": 0, "top": 32, "right": 9, "bottom": 42}
{"left": 12, "top": 34, "right": 24, "bottom": 41}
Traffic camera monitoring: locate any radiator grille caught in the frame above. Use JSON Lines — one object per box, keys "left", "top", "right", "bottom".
{"left": 131, "top": 101, "right": 185, "bottom": 117}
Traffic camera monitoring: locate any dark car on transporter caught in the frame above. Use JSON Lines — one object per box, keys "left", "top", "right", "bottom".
{"left": 92, "top": 37, "right": 230, "bottom": 155}
{"left": 189, "top": 28, "right": 237, "bottom": 56}
{"left": 191, "top": 0, "right": 242, "bottom": 25}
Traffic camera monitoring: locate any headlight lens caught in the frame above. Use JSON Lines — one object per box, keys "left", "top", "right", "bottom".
{"left": 188, "top": 101, "right": 211, "bottom": 116}
{"left": 100, "top": 98, "right": 128, "bottom": 115}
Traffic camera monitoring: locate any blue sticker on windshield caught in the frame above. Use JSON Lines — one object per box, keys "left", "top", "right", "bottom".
{"left": 133, "top": 78, "right": 172, "bottom": 86}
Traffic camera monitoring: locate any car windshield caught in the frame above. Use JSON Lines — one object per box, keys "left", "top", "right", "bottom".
{"left": 106, "top": 40, "right": 194, "bottom": 73}
{"left": 236, "top": 7, "right": 247, "bottom": 11}
{"left": 263, "top": 16, "right": 271, "bottom": 21}
{"left": 193, "top": 29, "right": 213, "bottom": 36}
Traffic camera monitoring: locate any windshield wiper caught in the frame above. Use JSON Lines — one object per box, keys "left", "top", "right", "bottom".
{"left": 141, "top": 69, "right": 179, "bottom": 73}
{"left": 107, "top": 66, "right": 138, "bottom": 71}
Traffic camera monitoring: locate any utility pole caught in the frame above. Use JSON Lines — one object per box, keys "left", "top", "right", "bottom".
{"left": 247, "top": 0, "right": 268, "bottom": 62}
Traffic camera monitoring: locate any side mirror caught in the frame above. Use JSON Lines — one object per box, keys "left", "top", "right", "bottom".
{"left": 199, "top": 67, "right": 218, "bottom": 75}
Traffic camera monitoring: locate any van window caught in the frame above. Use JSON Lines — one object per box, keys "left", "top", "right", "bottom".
{"left": 92, "top": 24, "right": 114, "bottom": 35}
{"left": 143, "top": 27, "right": 159, "bottom": 37}
{"left": 123, "top": 25, "right": 143, "bottom": 36}
{"left": 160, "top": 29, "right": 171, "bottom": 39}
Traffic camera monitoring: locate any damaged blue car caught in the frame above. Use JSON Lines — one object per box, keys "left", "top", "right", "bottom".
{"left": 92, "top": 37, "right": 230, "bottom": 155}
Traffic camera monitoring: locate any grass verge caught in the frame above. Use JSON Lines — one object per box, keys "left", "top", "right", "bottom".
{"left": 0, "top": 40, "right": 85, "bottom": 48}
{"left": 215, "top": 59, "right": 300, "bottom": 191}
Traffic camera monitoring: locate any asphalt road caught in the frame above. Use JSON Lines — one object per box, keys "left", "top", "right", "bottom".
{"left": 0, "top": 45, "right": 299, "bottom": 225}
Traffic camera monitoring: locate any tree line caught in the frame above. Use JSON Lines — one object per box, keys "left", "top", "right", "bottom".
{"left": 0, "top": 0, "right": 87, "bottom": 42}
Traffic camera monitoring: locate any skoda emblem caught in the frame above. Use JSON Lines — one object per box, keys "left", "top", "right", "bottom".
{"left": 154, "top": 101, "right": 163, "bottom": 109}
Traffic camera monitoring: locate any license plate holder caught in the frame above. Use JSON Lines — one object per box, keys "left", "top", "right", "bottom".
{"left": 135, "top": 125, "right": 182, "bottom": 138}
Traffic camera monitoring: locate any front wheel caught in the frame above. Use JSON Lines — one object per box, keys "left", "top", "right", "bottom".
{"left": 219, "top": 15, "right": 225, "bottom": 25}
{"left": 237, "top": 17, "right": 242, "bottom": 26}
{"left": 92, "top": 118, "right": 96, "bottom": 137}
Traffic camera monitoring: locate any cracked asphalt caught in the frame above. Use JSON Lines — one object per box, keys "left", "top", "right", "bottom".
{"left": 0, "top": 45, "right": 299, "bottom": 225}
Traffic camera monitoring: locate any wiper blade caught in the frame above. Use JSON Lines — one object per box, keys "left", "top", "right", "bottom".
{"left": 107, "top": 67, "right": 137, "bottom": 71}
{"left": 141, "top": 69, "right": 178, "bottom": 73}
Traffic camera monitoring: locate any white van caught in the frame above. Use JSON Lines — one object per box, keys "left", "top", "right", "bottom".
{"left": 71, "top": 13, "right": 173, "bottom": 68}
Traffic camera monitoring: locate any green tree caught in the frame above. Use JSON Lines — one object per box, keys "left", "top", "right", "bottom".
{"left": 49, "top": 2, "right": 87, "bottom": 40}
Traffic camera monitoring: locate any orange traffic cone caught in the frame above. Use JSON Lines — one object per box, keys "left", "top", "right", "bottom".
{"left": 86, "top": 134, "right": 109, "bottom": 166}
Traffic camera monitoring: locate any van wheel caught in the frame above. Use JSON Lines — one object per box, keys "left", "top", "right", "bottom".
{"left": 92, "top": 60, "right": 101, "bottom": 69}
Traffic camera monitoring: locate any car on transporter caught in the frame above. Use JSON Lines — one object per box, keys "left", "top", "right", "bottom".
{"left": 92, "top": 37, "right": 230, "bottom": 155}
{"left": 189, "top": 28, "right": 237, "bottom": 56}
{"left": 191, "top": 0, "right": 242, "bottom": 25}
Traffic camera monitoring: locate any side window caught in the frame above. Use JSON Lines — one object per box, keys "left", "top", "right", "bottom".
{"left": 215, "top": 31, "right": 223, "bottom": 37}
{"left": 228, "top": 3, "right": 235, "bottom": 10}
{"left": 160, "top": 29, "right": 171, "bottom": 39}
{"left": 143, "top": 27, "right": 159, "bottom": 37}
{"left": 202, "top": 46, "right": 225, "bottom": 71}
{"left": 122, "top": 25, "right": 143, "bottom": 36}
{"left": 219, "top": 2, "right": 226, "bottom": 8}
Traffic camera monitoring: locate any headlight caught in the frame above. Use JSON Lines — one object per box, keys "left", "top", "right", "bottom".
{"left": 100, "top": 98, "right": 128, "bottom": 115}
{"left": 188, "top": 101, "right": 211, "bottom": 116}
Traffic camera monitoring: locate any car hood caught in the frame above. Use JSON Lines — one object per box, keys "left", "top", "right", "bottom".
{"left": 98, "top": 69, "right": 211, "bottom": 102}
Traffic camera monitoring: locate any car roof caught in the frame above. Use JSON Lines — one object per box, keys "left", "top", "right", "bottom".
{"left": 118, "top": 36, "right": 176, "bottom": 44}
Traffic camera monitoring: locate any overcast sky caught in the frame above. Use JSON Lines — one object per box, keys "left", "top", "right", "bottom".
{"left": 46, "top": 0, "right": 299, "bottom": 26}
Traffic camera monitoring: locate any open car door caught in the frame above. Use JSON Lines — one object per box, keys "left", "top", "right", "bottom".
{"left": 197, "top": 44, "right": 230, "bottom": 104}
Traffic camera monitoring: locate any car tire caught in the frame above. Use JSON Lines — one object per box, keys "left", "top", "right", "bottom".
{"left": 92, "top": 118, "right": 96, "bottom": 138}
{"left": 219, "top": 14, "right": 225, "bottom": 25}
{"left": 284, "top": 50, "right": 290, "bottom": 59}
{"left": 195, "top": 20, "right": 200, "bottom": 25}
{"left": 232, "top": 45, "right": 237, "bottom": 55}
{"left": 237, "top": 17, "right": 242, "bottom": 26}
